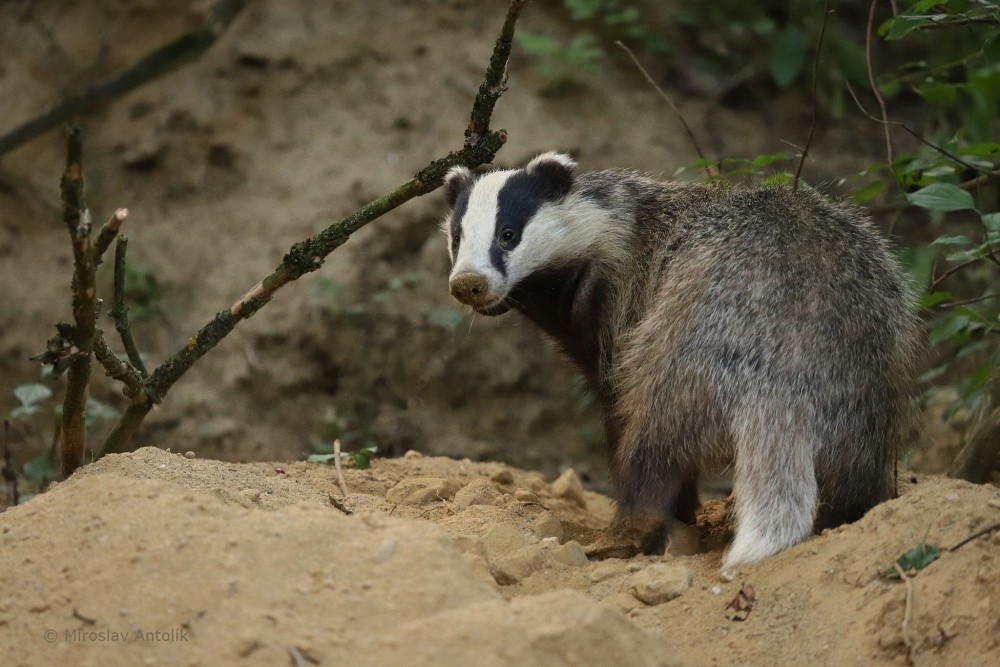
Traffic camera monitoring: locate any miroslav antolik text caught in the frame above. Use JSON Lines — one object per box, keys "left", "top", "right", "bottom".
{"left": 59, "top": 627, "right": 189, "bottom": 642}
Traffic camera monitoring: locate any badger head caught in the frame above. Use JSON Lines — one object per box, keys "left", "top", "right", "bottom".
{"left": 442, "top": 152, "right": 577, "bottom": 316}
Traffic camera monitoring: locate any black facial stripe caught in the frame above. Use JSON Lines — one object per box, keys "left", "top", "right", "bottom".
{"left": 490, "top": 171, "right": 557, "bottom": 275}
{"left": 449, "top": 187, "right": 472, "bottom": 263}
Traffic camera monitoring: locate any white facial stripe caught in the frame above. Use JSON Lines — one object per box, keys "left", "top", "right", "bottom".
{"left": 449, "top": 170, "right": 515, "bottom": 293}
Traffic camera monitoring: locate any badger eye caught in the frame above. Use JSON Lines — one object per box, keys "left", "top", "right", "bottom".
{"left": 499, "top": 228, "right": 515, "bottom": 247}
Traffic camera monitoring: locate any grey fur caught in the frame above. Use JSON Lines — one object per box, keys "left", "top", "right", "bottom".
{"left": 443, "top": 156, "right": 923, "bottom": 569}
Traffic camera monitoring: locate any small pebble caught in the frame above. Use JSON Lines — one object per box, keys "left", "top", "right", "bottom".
{"left": 490, "top": 469, "right": 515, "bottom": 485}
{"left": 711, "top": 586, "right": 722, "bottom": 595}
{"left": 183, "top": 451, "right": 196, "bottom": 459}
{"left": 514, "top": 489, "right": 539, "bottom": 503}
{"left": 403, "top": 449, "right": 422, "bottom": 459}
{"left": 945, "top": 492, "right": 960, "bottom": 502}
{"left": 629, "top": 563, "right": 693, "bottom": 605}
{"left": 551, "top": 469, "right": 586, "bottom": 507}
{"left": 987, "top": 498, "right": 1000, "bottom": 509}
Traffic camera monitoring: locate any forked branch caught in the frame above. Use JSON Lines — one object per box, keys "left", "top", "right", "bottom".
{"left": 97, "top": 0, "right": 530, "bottom": 456}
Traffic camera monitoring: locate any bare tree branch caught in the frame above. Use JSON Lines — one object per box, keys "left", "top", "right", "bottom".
{"left": 93, "top": 208, "right": 128, "bottom": 267}
{"left": 93, "top": 333, "right": 145, "bottom": 401}
{"left": 793, "top": 0, "right": 831, "bottom": 191}
{"left": 59, "top": 126, "right": 96, "bottom": 477}
{"left": 97, "top": 0, "right": 530, "bottom": 456}
{"left": 109, "top": 235, "right": 148, "bottom": 378}
{"left": 865, "top": 0, "right": 895, "bottom": 168}
{"left": 0, "top": 0, "right": 247, "bottom": 157}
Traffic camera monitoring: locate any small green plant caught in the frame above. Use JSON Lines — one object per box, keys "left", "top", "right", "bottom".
{"left": 6, "top": 383, "right": 121, "bottom": 491}
{"left": 307, "top": 443, "right": 378, "bottom": 470}
{"left": 883, "top": 530, "right": 942, "bottom": 578}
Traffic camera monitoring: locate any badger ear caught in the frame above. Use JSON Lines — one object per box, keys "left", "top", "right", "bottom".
{"left": 525, "top": 151, "right": 576, "bottom": 200}
{"left": 443, "top": 166, "right": 474, "bottom": 208}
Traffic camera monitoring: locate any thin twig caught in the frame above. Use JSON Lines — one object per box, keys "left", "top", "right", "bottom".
{"left": 2, "top": 420, "right": 18, "bottom": 507}
{"left": 845, "top": 82, "right": 982, "bottom": 174}
{"left": 59, "top": 125, "right": 97, "bottom": 478}
{"left": 333, "top": 438, "right": 349, "bottom": 496}
{"left": 910, "top": 15, "right": 1000, "bottom": 31}
{"left": 892, "top": 562, "right": 915, "bottom": 664}
{"left": 793, "top": 0, "right": 831, "bottom": 191}
{"left": 866, "top": 0, "right": 894, "bottom": 168}
{"left": 96, "top": 0, "right": 529, "bottom": 456}
{"left": 93, "top": 208, "right": 128, "bottom": 267}
{"left": 959, "top": 168, "right": 1000, "bottom": 192}
{"left": 929, "top": 253, "right": 998, "bottom": 293}
{"left": 616, "top": 41, "right": 713, "bottom": 180}
{"left": 948, "top": 520, "right": 1000, "bottom": 552}
{"left": 110, "top": 235, "right": 148, "bottom": 377}
{"left": 0, "top": 0, "right": 247, "bottom": 157}
{"left": 932, "top": 293, "right": 998, "bottom": 310}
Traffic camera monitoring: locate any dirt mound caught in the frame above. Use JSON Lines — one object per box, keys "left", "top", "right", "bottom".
{"left": 1, "top": 447, "right": 997, "bottom": 666}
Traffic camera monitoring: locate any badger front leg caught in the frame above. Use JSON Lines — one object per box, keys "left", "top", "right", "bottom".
{"left": 589, "top": 352, "right": 724, "bottom": 556}
{"left": 607, "top": 429, "right": 703, "bottom": 554}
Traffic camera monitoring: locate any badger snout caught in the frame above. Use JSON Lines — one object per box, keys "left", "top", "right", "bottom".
{"left": 449, "top": 272, "right": 492, "bottom": 307}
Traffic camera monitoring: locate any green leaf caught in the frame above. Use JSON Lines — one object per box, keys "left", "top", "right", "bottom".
{"left": 982, "top": 212, "right": 1000, "bottom": 234}
{"left": 916, "top": 291, "right": 953, "bottom": 309}
{"left": 349, "top": 446, "right": 377, "bottom": 470}
{"left": 929, "top": 314, "right": 969, "bottom": 344}
{"left": 914, "top": 80, "right": 957, "bottom": 104}
{"left": 13, "top": 383, "right": 52, "bottom": 409}
{"left": 22, "top": 454, "right": 57, "bottom": 485}
{"left": 851, "top": 180, "right": 886, "bottom": 203}
{"left": 957, "top": 142, "right": 1000, "bottom": 157}
{"left": 750, "top": 152, "right": 790, "bottom": 169}
{"left": 86, "top": 397, "right": 120, "bottom": 421}
{"left": 515, "top": 32, "right": 562, "bottom": 56}
{"left": 885, "top": 539, "right": 941, "bottom": 577}
{"left": 760, "top": 172, "right": 792, "bottom": 187}
{"left": 884, "top": 14, "right": 947, "bottom": 41}
{"left": 914, "top": 0, "right": 950, "bottom": 10}
{"left": 928, "top": 234, "right": 975, "bottom": 247}
{"left": 770, "top": 27, "right": 808, "bottom": 87}
{"left": 306, "top": 454, "right": 337, "bottom": 464}
{"left": 905, "top": 183, "right": 976, "bottom": 212}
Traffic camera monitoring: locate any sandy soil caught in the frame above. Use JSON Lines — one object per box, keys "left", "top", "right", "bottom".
{"left": 1, "top": 1, "right": 997, "bottom": 665}
{"left": 0, "top": 447, "right": 998, "bottom": 666}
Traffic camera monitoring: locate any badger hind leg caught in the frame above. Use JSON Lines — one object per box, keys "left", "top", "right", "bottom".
{"left": 722, "top": 405, "right": 818, "bottom": 570}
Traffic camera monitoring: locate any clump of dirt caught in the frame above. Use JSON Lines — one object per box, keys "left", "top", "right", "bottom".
{"left": 1, "top": 447, "right": 997, "bottom": 666}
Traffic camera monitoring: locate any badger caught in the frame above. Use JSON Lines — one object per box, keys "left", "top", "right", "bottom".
{"left": 442, "top": 152, "right": 921, "bottom": 569}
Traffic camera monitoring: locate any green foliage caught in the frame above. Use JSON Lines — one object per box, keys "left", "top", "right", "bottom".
{"left": 676, "top": 0, "right": 868, "bottom": 102}
{"left": 883, "top": 532, "right": 942, "bottom": 578}
{"left": 882, "top": 1, "right": 1000, "bottom": 422}
{"left": 7, "top": 384, "right": 120, "bottom": 489}
{"left": 516, "top": 0, "right": 667, "bottom": 87}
